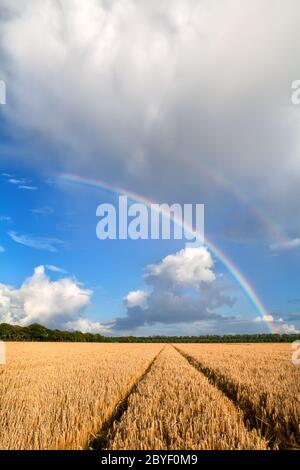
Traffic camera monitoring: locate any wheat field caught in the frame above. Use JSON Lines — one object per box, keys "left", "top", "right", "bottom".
{"left": 175, "top": 343, "right": 300, "bottom": 449}
{"left": 0, "top": 342, "right": 298, "bottom": 450}
{"left": 0, "top": 342, "right": 162, "bottom": 450}
{"left": 107, "top": 345, "right": 268, "bottom": 450}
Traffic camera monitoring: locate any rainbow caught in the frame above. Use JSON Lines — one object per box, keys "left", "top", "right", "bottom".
{"left": 201, "top": 164, "right": 287, "bottom": 245}
{"left": 57, "top": 173, "right": 273, "bottom": 332}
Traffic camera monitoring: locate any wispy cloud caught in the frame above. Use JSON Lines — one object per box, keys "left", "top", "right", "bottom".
{"left": 0, "top": 216, "right": 12, "bottom": 223}
{"left": 8, "top": 178, "right": 26, "bottom": 185}
{"left": 45, "top": 265, "right": 67, "bottom": 274}
{"left": 18, "top": 185, "right": 38, "bottom": 191}
{"left": 8, "top": 231, "right": 65, "bottom": 253}
{"left": 0, "top": 245, "right": 5, "bottom": 253}
{"left": 31, "top": 207, "right": 54, "bottom": 216}
{"left": 270, "top": 238, "right": 300, "bottom": 252}
{"left": 2, "top": 174, "right": 38, "bottom": 191}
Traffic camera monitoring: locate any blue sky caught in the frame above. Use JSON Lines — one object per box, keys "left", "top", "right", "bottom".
{"left": 0, "top": 0, "right": 300, "bottom": 335}
{"left": 1, "top": 155, "right": 299, "bottom": 335}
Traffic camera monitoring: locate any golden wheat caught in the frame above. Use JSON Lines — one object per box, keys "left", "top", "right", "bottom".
{"left": 176, "top": 343, "right": 300, "bottom": 448}
{"left": 0, "top": 342, "right": 162, "bottom": 450}
{"left": 107, "top": 345, "right": 268, "bottom": 450}
{"left": 1, "top": 342, "right": 297, "bottom": 450}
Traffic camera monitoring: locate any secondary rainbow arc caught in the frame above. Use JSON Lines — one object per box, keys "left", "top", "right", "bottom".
{"left": 57, "top": 173, "right": 273, "bottom": 332}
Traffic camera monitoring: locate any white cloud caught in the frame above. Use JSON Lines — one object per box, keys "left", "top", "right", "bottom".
{"left": 0, "top": 245, "right": 5, "bottom": 253}
{"left": 45, "top": 264, "right": 67, "bottom": 274}
{"left": 273, "top": 323, "right": 299, "bottom": 334}
{"left": 115, "top": 245, "right": 299, "bottom": 333}
{"left": 8, "top": 231, "right": 64, "bottom": 252}
{"left": 270, "top": 238, "right": 300, "bottom": 251}
{"left": 8, "top": 178, "right": 25, "bottom": 185}
{"left": 0, "top": 265, "right": 93, "bottom": 328}
{"left": 31, "top": 207, "right": 54, "bottom": 216}
{"left": 254, "top": 314, "right": 275, "bottom": 323}
{"left": 115, "top": 246, "right": 234, "bottom": 330}
{"left": 124, "top": 290, "right": 149, "bottom": 310}
{"left": 64, "top": 318, "right": 110, "bottom": 334}
{"left": 146, "top": 246, "right": 215, "bottom": 289}
{"left": 3, "top": 174, "right": 37, "bottom": 190}
{"left": 18, "top": 185, "right": 38, "bottom": 190}
{"left": 0, "top": 1, "right": 299, "bottom": 335}
{"left": 254, "top": 314, "right": 299, "bottom": 334}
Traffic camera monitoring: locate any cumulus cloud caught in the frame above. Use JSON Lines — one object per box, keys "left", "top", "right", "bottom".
{"left": 114, "top": 245, "right": 298, "bottom": 333}
{"left": 1, "top": 0, "right": 300, "bottom": 239}
{"left": 0, "top": 265, "right": 94, "bottom": 329}
{"left": 8, "top": 231, "right": 65, "bottom": 252}
{"left": 254, "top": 314, "right": 275, "bottom": 323}
{"left": 114, "top": 246, "right": 235, "bottom": 330}
{"left": 0, "top": 1, "right": 299, "bottom": 335}
{"left": 124, "top": 290, "right": 149, "bottom": 310}
{"left": 193, "top": 317, "right": 299, "bottom": 336}
{"left": 146, "top": 247, "right": 215, "bottom": 289}
{"left": 64, "top": 318, "right": 110, "bottom": 334}
{"left": 114, "top": 311, "right": 299, "bottom": 336}
{"left": 254, "top": 314, "right": 299, "bottom": 334}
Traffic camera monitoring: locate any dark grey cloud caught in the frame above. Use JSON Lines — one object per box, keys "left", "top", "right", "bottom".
{"left": 113, "top": 244, "right": 299, "bottom": 333}
{"left": 267, "top": 310, "right": 300, "bottom": 324}
{"left": 114, "top": 287, "right": 235, "bottom": 331}
{"left": 280, "top": 312, "right": 300, "bottom": 322}
{"left": 114, "top": 247, "right": 236, "bottom": 330}
{"left": 1, "top": 0, "right": 300, "bottom": 242}
{"left": 114, "top": 314, "right": 300, "bottom": 336}
{"left": 218, "top": 210, "right": 273, "bottom": 244}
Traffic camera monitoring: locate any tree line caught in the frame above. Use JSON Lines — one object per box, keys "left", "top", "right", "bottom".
{"left": 0, "top": 322, "right": 299, "bottom": 343}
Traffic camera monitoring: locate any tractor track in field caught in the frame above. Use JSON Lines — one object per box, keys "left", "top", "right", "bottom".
{"left": 173, "top": 345, "right": 283, "bottom": 450}
{"left": 87, "top": 345, "right": 298, "bottom": 451}
{"left": 87, "top": 346, "right": 165, "bottom": 450}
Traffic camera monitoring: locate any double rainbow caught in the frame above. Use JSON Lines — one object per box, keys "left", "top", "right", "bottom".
{"left": 58, "top": 173, "right": 273, "bottom": 332}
